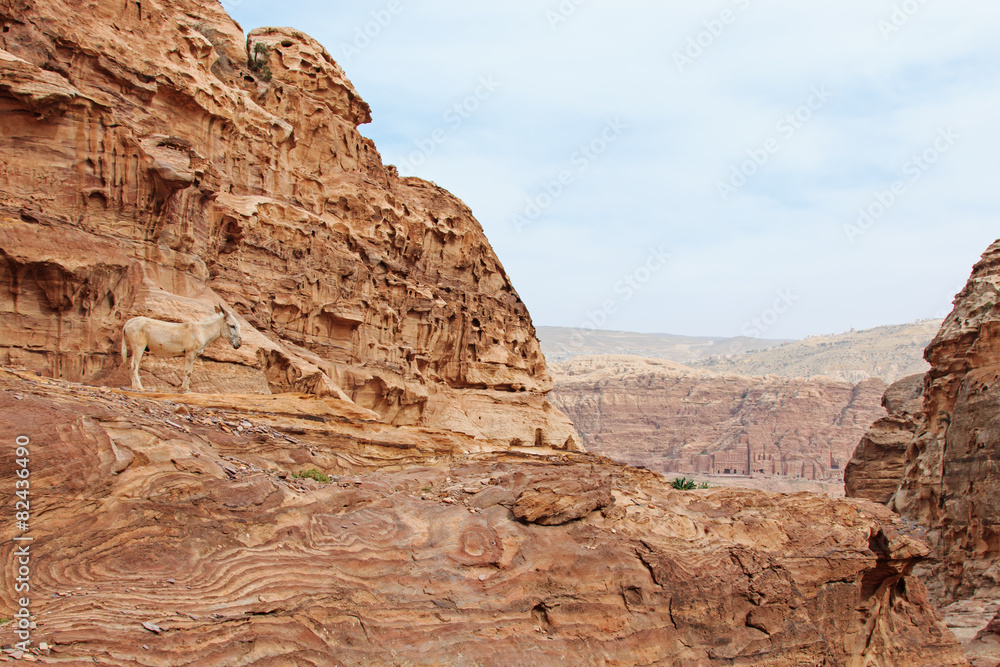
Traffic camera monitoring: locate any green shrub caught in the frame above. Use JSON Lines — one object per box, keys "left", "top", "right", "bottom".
{"left": 293, "top": 468, "right": 331, "bottom": 483}
{"left": 248, "top": 42, "right": 273, "bottom": 81}
{"left": 671, "top": 477, "right": 697, "bottom": 491}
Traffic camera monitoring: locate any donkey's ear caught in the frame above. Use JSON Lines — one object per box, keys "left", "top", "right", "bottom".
{"left": 214, "top": 304, "right": 224, "bottom": 314}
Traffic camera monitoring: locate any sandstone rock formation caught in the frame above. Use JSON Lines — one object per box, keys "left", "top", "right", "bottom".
{"left": 845, "top": 239, "right": 1000, "bottom": 665}
{"left": 844, "top": 374, "right": 925, "bottom": 504}
{"left": 0, "top": 0, "right": 976, "bottom": 662}
{"left": 847, "top": 240, "right": 1000, "bottom": 603}
{"left": 0, "top": 369, "right": 969, "bottom": 665}
{"left": 0, "top": 0, "right": 577, "bottom": 450}
{"left": 550, "top": 356, "right": 887, "bottom": 487}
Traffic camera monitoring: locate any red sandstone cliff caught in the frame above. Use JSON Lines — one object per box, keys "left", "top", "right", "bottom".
{"left": 0, "top": 0, "right": 577, "bottom": 450}
{"left": 848, "top": 240, "right": 1000, "bottom": 602}
{"left": 844, "top": 373, "right": 925, "bottom": 504}
{"left": 846, "top": 239, "right": 1000, "bottom": 665}
{"left": 550, "top": 356, "right": 887, "bottom": 486}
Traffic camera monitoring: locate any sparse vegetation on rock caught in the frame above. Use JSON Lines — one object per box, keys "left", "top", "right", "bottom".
{"left": 247, "top": 41, "right": 272, "bottom": 81}
{"left": 293, "top": 468, "right": 331, "bottom": 483}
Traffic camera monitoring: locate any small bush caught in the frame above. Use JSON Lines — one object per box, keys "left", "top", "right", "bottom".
{"left": 293, "top": 468, "right": 331, "bottom": 483}
{"left": 247, "top": 42, "right": 273, "bottom": 82}
{"left": 671, "top": 477, "right": 697, "bottom": 491}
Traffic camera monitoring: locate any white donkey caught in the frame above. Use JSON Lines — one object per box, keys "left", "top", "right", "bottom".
{"left": 122, "top": 305, "right": 242, "bottom": 392}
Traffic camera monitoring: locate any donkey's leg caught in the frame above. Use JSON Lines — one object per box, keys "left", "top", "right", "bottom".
{"left": 131, "top": 345, "right": 146, "bottom": 391}
{"left": 181, "top": 352, "right": 197, "bottom": 393}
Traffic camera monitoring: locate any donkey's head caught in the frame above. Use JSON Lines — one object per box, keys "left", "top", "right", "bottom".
{"left": 215, "top": 305, "right": 243, "bottom": 349}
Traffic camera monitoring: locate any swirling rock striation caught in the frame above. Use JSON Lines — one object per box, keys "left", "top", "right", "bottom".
{"left": 0, "top": 369, "right": 969, "bottom": 665}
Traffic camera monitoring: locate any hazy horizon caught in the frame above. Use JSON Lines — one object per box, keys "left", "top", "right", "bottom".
{"left": 536, "top": 315, "right": 943, "bottom": 343}
{"left": 227, "top": 1, "right": 1000, "bottom": 340}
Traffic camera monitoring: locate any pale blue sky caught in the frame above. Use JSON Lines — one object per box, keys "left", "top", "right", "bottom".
{"left": 226, "top": 0, "right": 1000, "bottom": 339}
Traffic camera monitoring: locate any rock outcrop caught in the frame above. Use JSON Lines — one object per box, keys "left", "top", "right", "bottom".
{"left": 550, "top": 356, "right": 886, "bottom": 486}
{"left": 0, "top": 0, "right": 577, "bottom": 450}
{"left": 0, "top": 369, "right": 969, "bottom": 665}
{"left": 846, "top": 239, "right": 1000, "bottom": 665}
{"left": 844, "top": 374, "right": 926, "bottom": 504}
{"left": 847, "top": 240, "right": 1000, "bottom": 603}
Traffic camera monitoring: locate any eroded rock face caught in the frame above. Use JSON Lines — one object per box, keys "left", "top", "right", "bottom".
{"left": 844, "top": 239, "right": 1000, "bottom": 665}
{"left": 0, "top": 369, "right": 969, "bottom": 665}
{"left": 550, "top": 355, "right": 886, "bottom": 484}
{"left": 844, "top": 374, "right": 926, "bottom": 504}
{"left": 845, "top": 240, "right": 1000, "bottom": 604}
{"left": 0, "top": 0, "right": 577, "bottom": 450}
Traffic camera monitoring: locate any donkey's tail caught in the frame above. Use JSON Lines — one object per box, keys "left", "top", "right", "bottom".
{"left": 121, "top": 333, "right": 128, "bottom": 366}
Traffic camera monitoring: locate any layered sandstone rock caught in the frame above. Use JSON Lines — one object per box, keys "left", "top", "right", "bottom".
{"left": 0, "top": 369, "right": 969, "bottom": 665}
{"left": 0, "top": 0, "right": 577, "bottom": 450}
{"left": 550, "top": 356, "right": 886, "bottom": 487}
{"left": 846, "top": 240, "right": 1000, "bottom": 603}
{"left": 844, "top": 374, "right": 926, "bottom": 503}
{"left": 845, "top": 239, "right": 1000, "bottom": 665}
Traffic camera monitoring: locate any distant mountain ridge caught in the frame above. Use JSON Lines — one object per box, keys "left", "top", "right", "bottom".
{"left": 539, "top": 320, "right": 941, "bottom": 385}
{"left": 691, "top": 320, "right": 941, "bottom": 384}
{"left": 536, "top": 327, "right": 789, "bottom": 364}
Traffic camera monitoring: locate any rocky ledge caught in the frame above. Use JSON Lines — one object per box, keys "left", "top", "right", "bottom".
{"left": 0, "top": 369, "right": 968, "bottom": 665}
